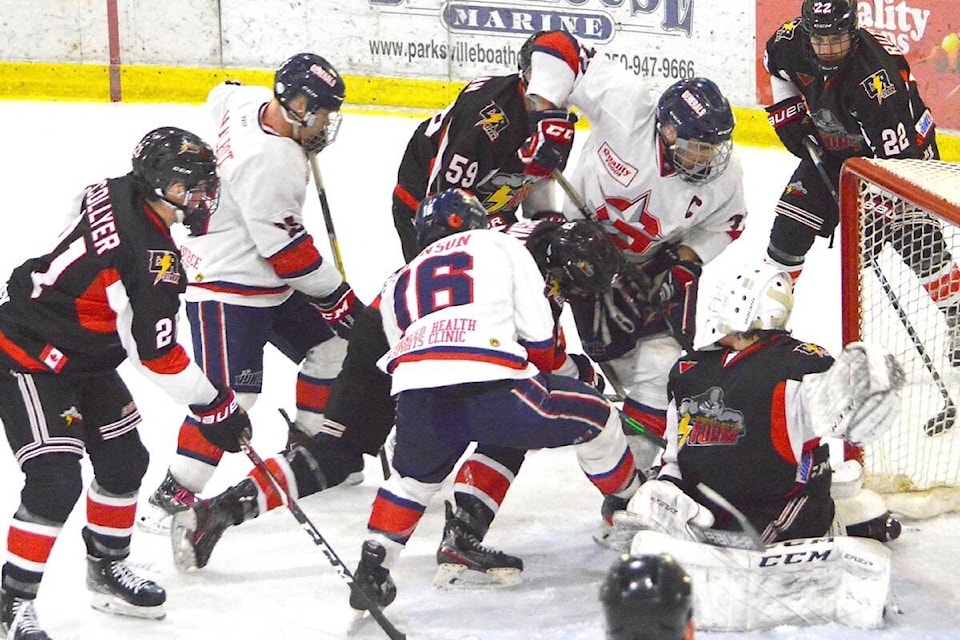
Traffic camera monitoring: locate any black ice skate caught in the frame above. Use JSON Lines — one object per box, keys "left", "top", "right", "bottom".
{"left": 85, "top": 555, "right": 166, "bottom": 619}
{"left": 434, "top": 501, "right": 523, "bottom": 589}
{"left": 0, "top": 589, "right": 52, "bottom": 640}
{"left": 349, "top": 540, "right": 397, "bottom": 611}
{"left": 137, "top": 470, "right": 199, "bottom": 535}
{"left": 846, "top": 511, "right": 903, "bottom": 543}
{"left": 170, "top": 479, "right": 259, "bottom": 571}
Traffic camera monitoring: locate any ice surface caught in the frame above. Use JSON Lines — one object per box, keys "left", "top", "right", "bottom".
{"left": 1, "top": 101, "right": 957, "bottom": 640}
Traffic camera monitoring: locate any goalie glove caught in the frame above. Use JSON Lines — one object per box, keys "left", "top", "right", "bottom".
{"left": 765, "top": 95, "right": 818, "bottom": 160}
{"left": 801, "top": 342, "right": 906, "bottom": 445}
{"left": 623, "top": 478, "right": 714, "bottom": 542}
{"left": 189, "top": 387, "right": 252, "bottom": 453}
{"left": 311, "top": 282, "right": 365, "bottom": 340}
{"left": 518, "top": 109, "right": 577, "bottom": 177}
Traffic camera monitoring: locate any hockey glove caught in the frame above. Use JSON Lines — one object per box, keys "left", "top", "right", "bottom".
{"left": 189, "top": 387, "right": 252, "bottom": 453}
{"left": 312, "top": 282, "right": 365, "bottom": 340}
{"left": 765, "top": 95, "right": 818, "bottom": 160}
{"left": 569, "top": 353, "right": 606, "bottom": 395}
{"left": 518, "top": 110, "right": 577, "bottom": 178}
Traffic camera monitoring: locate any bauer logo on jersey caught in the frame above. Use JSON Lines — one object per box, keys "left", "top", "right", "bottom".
{"left": 793, "top": 342, "right": 829, "bottom": 358}
{"left": 861, "top": 70, "right": 897, "bottom": 104}
{"left": 148, "top": 250, "right": 181, "bottom": 285}
{"left": 774, "top": 19, "right": 802, "bottom": 42}
{"left": 676, "top": 387, "right": 745, "bottom": 448}
{"left": 475, "top": 102, "right": 509, "bottom": 142}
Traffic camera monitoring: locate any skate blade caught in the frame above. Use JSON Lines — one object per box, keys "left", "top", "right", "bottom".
{"left": 170, "top": 509, "right": 199, "bottom": 571}
{"left": 433, "top": 563, "right": 522, "bottom": 590}
{"left": 592, "top": 511, "right": 643, "bottom": 552}
{"left": 136, "top": 505, "right": 174, "bottom": 535}
{"left": 90, "top": 593, "right": 166, "bottom": 620}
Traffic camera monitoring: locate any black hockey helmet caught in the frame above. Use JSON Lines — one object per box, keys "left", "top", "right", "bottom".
{"left": 414, "top": 188, "right": 489, "bottom": 248}
{"left": 131, "top": 126, "right": 220, "bottom": 230}
{"left": 518, "top": 31, "right": 549, "bottom": 78}
{"left": 656, "top": 78, "right": 734, "bottom": 185}
{"left": 274, "top": 53, "right": 346, "bottom": 154}
{"left": 545, "top": 220, "right": 620, "bottom": 297}
{"left": 600, "top": 553, "right": 694, "bottom": 640}
{"left": 801, "top": 0, "right": 860, "bottom": 73}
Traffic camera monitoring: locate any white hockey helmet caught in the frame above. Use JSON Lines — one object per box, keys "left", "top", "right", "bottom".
{"left": 694, "top": 263, "right": 794, "bottom": 350}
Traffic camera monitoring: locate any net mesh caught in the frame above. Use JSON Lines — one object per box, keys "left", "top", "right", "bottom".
{"left": 841, "top": 158, "right": 960, "bottom": 517}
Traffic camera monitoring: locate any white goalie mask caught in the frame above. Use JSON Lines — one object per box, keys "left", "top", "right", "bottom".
{"left": 694, "top": 264, "right": 794, "bottom": 350}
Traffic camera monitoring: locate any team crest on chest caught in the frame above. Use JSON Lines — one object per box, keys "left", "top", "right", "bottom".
{"left": 475, "top": 102, "right": 509, "bottom": 142}
{"left": 860, "top": 70, "right": 897, "bottom": 104}
{"left": 149, "top": 250, "right": 181, "bottom": 285}
{"left": 676, "top": 386, "right": 745, "bottom": 449}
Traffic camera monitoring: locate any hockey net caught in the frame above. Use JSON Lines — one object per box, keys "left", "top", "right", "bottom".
{"left": 840, "top": 157, "right": 960, "bottom": 519}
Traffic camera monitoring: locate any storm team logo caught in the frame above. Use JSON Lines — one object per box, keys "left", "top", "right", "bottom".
{"left": 861, "top": 70, "right": 898, "bottom": 104}
{"left": 475, "top": 102, "right": 509, "bottom": 142}
{"left": 149, "top": 250, "right": 181, "bottom": 285}
{"left": 676, "top": 387, "right": 745, "bottom": 448}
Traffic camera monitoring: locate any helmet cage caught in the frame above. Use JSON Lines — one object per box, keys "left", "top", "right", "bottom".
{"left": 669, "top": 136, "right": 734, "bottom": 186}
{"left": 656, "top": 78, "right": 734, "bottom": 186}
{"left": 801, "top": 0, "right": 860, "bottom": 73}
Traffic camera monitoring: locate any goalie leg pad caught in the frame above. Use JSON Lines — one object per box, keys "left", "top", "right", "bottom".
{"left": 630, "top": 531, "right": 891, "bottom": 631}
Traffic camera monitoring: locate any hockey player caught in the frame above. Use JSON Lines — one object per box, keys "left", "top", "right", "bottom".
{"left": 170, "top": 209, "right": 620, "bottom": 575}
{"left": 615, "top": 264, "right": 903, "bottom": 547}
{"left": 0, "top": 127, "right": 252, "bottom": 637}
{"left": 600, "top": 553, "right": 695, "bottom": 640}
{"left": 763, "top": 0, "right": 960, "bottom": 365}
{"left": 522, "top": 31, "right": 747, "bottom": 493}
{"left": 139, "top": 53, "right": 365, "bottom": 534}
{"left": 348, "top": 189, "right": 640, "bottom": 611}
{"left": 391, "top": 30, "right": 565, "bottom": 262}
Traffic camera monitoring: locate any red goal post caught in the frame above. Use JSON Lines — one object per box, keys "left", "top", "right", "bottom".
{"left": 839, "top": 157, "right": 960, "bottom": 518}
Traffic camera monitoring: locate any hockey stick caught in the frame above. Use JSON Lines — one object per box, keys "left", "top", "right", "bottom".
{"left": 690, "top": 483, "right": 766, "bottom": 551}
{"left": 804, "top": 139, "right": 956, "bottom": 435}
{"left": 309, "top": 156, "right": 394, "bottom": 471}
{"left": 239, "top": 436, "right": 408, "bottom": 640}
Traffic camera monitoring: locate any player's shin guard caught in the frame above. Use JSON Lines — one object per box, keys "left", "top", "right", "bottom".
{"left": 576, "top": 409, "right": 641, "bottom": 501}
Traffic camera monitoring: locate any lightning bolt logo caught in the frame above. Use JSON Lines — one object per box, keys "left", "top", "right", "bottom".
{"left": 149, "top": 250, "right": 181, "bottom": 285}
{"left": 484, "top": 185, "right": 513, "bottom": 212}
{"left": 154, "top": 252, "right": 173, "bottom": 285}
{"left": 677, "top": 412, "right": 693, "bottom": 449}
{"left": 476, "top": 102, "right": 509, "bottom": 141}
{"left": 872, "top": 75, "right": 884, "bottom": 103}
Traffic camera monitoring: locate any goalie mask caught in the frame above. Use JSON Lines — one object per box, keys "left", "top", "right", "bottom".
{"left": 131, "top": 126, "right": 220, "bottom": 233}
{"left": 694, "top": 264, "right": 794, "bottom": 350}
{"left": 600, "top": 553, "right": 694, "bottom": 640}
{"left": 414, "top": 188, "right": 489, "bottom": 248}
{"left": 274, "top": 53, "right": 346, "bottom": 154}
{"left": 656, "top": 78, "right": 734, "bottom": 186}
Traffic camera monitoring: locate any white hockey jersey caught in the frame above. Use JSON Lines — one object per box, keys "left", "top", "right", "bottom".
{"left": 181, "top": 82, "right": 342, "bottom": 307}
{"left": 377, "top": 229, "right": 556, "bottom": 394}
{"left": 527, "top": 37, "right": 747, "bottom": 266}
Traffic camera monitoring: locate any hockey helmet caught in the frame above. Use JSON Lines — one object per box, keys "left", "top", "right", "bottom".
{"left": 694, "top": 263, "right": 794, "bottom": 350}
{"left": 656, "top": 78, "right": 734, "bottom": 186}
{"left": 545, "top": 220, "right": 620, "bottom": 297}
{"left": 600, "top": 553, "right": 694, "bottom": 640}
{"left": 274, "top": 53, "right": 346, "bottom": 154}
{"left": 518, "top": 31, "right": 549, "bottom": 79}
{"left": 414, "top": 188, "right": 489, "bottom": 248}
{"left": 801, "top": 0, "right": 860, "bottom": 74}
{"left": 131, "top": 126, "right": 220, "bottom": 232}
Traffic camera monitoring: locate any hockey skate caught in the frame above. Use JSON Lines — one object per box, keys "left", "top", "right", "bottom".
{"left": 136, "top": 470, "right": 199, "bottom": 535}
{"left": 0, "top": 589, "right": 51, "bottom": 640}
{"left": 170, "top": 479, "right": 259, "bottom": 571}
{"left": 592, "top": 494, "right": 633, "bottom": 551}
{"left": 349, "top": 540, "right": 396, "bottom": 611}
{"left": 434, "top": 501, "right": 523, "bottom": 589}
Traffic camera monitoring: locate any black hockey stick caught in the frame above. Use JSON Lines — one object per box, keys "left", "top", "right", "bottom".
{"left": 804, "top": 139, "right": 956, "bottom": 435}
{"left": 690, "top": 483, "right": 766, "bottom": 551}
{"left": 239, "top": 436, "right": 408, "bottom": 640}
{"left": 309, "top": 156, "right": 393, "bottom": 473}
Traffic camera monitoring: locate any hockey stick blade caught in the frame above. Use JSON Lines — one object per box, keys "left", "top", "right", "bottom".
{"left": 694, "top": 483, "right": 766, "bottom": 551}
{"left": 924, "top": 402, "right": 957, "bottom": 436}
{"left": 686, "top": 522, "right": 765, "bottom": 551}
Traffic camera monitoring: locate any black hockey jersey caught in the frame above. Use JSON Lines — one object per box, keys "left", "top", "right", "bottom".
{"left": 392, "top": 73, "right": 543, "bottom": 260}
{"left": 666, "top": 333, "right": 836, "bottom": 540}
{"left": 764, "top": 19, "right": 938, "bottom": 167}
{"left": 0, "top": 175, "right": 190, "bottom": 377}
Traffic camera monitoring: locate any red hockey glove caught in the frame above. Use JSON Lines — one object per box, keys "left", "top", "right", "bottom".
{"left": 312, "top": 282, "right": 365, "bottom": 340}
{"left": 189, "top": 387, "right": 252, "bottom": 453}
{"left": 518, "top": 110, "right": 578, "bottom": 177}
{"left": 569, "top": 353, "right": 606, "bottom": 395}
{"left": 765, "top": 95, "right": 818, "bottom": 160}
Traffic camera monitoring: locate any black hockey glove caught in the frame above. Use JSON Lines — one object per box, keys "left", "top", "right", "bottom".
{"left": 189, "top": 387, "right": 252, "bottom": 453}
{"left": 569, "top": 353, "right": 606, "bottom": 395}
{"left": 312, "top": 282, "right": 365, "bottom": 340}
{"left": 765, "top": 95, "right": 818, "bottom": 160}
{"left": 518, "top": 110, "right": 578, "bottom": 177}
